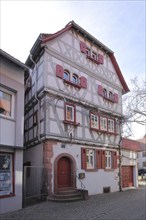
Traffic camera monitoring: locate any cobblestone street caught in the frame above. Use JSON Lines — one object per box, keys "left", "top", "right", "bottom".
{"left": 1, "top": 186, "right": 146, "bottom": 220}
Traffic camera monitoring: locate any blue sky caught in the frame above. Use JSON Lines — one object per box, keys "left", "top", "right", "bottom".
{"left": 1, "top": 0, "right": 145, "bottom": 138}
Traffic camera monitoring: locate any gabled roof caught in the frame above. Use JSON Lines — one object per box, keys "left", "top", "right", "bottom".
{"left": 121, "top": 138, "right": 146, "bottom": 152}
{"left": 25, "top": 20, "right": 129, "bottom": 94}
{"left": 0, "top": 49, "right": 29, "bottom": 71}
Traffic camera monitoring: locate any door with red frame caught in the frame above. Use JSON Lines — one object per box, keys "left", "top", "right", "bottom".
{"left": 57, "top": 157, "right": 71, "bottom": 188}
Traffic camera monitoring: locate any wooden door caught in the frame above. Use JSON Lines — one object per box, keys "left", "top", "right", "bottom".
{"left": 57, "top": 157, "right": 71, "bottom": 188}
{"left": 122, "top": 166, "right": 133, "bottom": 188}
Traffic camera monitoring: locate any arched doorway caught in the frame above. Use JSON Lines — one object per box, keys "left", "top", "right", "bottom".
{"left": 58, "top": 157, "right": 71, "bottom": 188}
{"left": 54, "top": 154, "right": 76, "bottom": 192}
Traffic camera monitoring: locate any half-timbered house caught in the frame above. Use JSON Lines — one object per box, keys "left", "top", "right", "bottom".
{"left": 24, "top": 21, "right": 130, "bottom": 200}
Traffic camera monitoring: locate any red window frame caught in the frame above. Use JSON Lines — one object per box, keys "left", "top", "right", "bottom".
{"left": 100, "top": 116, "right": 108, "bottom": 132}
{"left": 90, "top": 112, "right": 99, "bottom": 131}
{"left": 108, "top": 118, "right": 115, "bottom": 134}
{"left": 64, "top": 102, "right": 76, "bottom": 124}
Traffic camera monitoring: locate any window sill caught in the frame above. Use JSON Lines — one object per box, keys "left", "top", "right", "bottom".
{"left": 86, "top": 55, "right": 101, "bottom": 65}
{"left": 104, "top": 168, "right": 114, "bottom": 171}
{"left": 85, "top": 168, "right": 97, "bottom": 172}
{"left": 63, "top": 120, "right": 80, "bottom": 126}
{"left": 0, "top": 193, "right": 15, "bottom": 199}
{"left": 103, "top": 96, "right": 115, "bottom": 103}
{"left": 63, "top": 79, "right": 81, "bottom": 89}
{"left": 90, "top": 128, "right": 117, "bottom": 135}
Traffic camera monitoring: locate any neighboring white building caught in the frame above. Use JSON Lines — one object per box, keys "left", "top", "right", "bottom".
{"left": 137, "top": 135, "right": 146, "bottom": 169}
{"left": 0, "top": 49, "right": 28, "bottom": 213}
{"left": 121, "top": 138, "right": 144, "bottom": 189}
{"left": 24, "top": 21, "right": 130, "bottom": 200}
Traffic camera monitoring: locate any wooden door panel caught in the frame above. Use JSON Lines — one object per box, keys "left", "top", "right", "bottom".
{"left": 58, "top": 157, "right": 71, "bottom": 188}
{"left": 122, "top": 166, "right": 133, "bottom": 188}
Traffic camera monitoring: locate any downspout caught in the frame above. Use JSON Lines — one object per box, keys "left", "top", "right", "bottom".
{"left": 29, "top": 54, "right": 41, "bottom": 143}
{"left": 118, "top": 119, "right": 123, "bottom": 192}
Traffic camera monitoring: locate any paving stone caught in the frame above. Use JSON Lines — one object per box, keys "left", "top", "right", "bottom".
{"left": 0, "top": 186, "right": 146, "bottom": 220}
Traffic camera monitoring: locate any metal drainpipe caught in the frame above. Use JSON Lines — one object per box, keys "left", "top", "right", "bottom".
{"left": 118, "top": 120, "right": 123, "bottom": 192}
{"left": 29, "top": 54, "right": 41, "bottom": 143}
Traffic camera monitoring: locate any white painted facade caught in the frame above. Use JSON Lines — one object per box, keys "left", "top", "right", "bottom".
{"left": 0, "top": 50, "right": 27, "bottom": 213}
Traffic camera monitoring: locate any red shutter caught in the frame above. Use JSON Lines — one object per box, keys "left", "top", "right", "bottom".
{"left": 96, "top": 150, "right": 102, "bottom": 169}
{"left": 101, "top": 150, "right": 105, "bottom": 169}
{"left": 80, "top": 76, "right": 87, "bottom": 89}
{"left": 80, "top": 41, "right": 86, "bottom": 54}
{"left": 113, "top": 93, "right": 119, "bottom": 103}
{"left": 112, "top": 151, "right": 117, "bottom": 169}
{"left": 97, "top": 54, "right": 104, "bottom": 64}
{"left": 98, "top": 85, "right": 103, "bottom": 96}
{"left": 81, "top": 148, "right": 86, "bottom": 169}
{"left": 56, "top": 64, "right": 64, "bottom": 78}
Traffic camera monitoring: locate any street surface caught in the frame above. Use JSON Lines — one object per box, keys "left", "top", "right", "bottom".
{"left": 1, "top": 186, "right": 146, "bottom": 220}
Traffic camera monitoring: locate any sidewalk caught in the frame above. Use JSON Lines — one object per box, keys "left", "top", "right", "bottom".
{"left": 0, "top": 187, "right": 146, "bottom": 220}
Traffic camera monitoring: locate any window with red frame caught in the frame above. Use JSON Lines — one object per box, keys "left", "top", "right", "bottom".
{"left": 72, "top": 74, "right": 79, "bottom": 85}
{"left": 108, "top": 119, "right": 115, "bottom": 133}
{"left": 0, "top": 153, "right": 14, "bottom": 197}
{"left": 63, "top": 70, "right": 70, "bottom": 81}
{"left": 65, "top": 103, "right": 76, "bottom": 123}
{"left": 100, "top": 116, "right": 107, "bottom": 131}
{"left": 91, "top": 113, "right": 99, "bottom": 130}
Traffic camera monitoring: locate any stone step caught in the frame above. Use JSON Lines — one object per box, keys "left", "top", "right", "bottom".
{"left": 48, "top": 189, "right": 85, "bottom": 202}
{"left": 48, "top": 196, "right": 82, "bottom": 203}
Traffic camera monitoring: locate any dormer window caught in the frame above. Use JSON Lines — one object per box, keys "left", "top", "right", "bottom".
{"left": 103, "top": 88, "right": 107, "bottom": 98}
{"left": 63, "top": 70, "right": 70, "bottom": 81}
{"left": 72, "top": 74, "right": 79, "bottom": 84}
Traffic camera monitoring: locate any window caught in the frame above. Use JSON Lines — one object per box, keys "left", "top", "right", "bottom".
{"left": 0, "top": 87, "right": 15, "bottom": 118}
{"left": 109, "top": 91, "right": 113, "bottom": 101}
{"left": 143, "top": 161, "right": 146, "bottom": 167}
{"left": 100, "top": 117, "right": 107, "bottom": 131}
{"left": 72, "top": 74, "right": 79, "bottom": 84}
{"left": 86, "top": 48, "right": 90, "bottom": 56}
{"left": 63, "top": 70, "right": 70, "bottom": 81}
{"left": 142, "top": 151, "right": 146, "bottom": 157}
{"left": 103, "top": 88, "right": 107, "bottom": 98}
{"left": 108, "top": 119, "right": 115, "bottom": 133}
{"left": 92, "top": 52, "right": 97, "bottom": 60}
{"left": 91, "top": 113, "right": 99, "bottom": 130}
{"left": 0, "top": 90, "right": 11, "bottom": 116}
{"left": 86, "top": 149, "right": 95, "bottom": 169}
{"left": 65, "top": 103, "right": 75, "bottom": 123}
{"left": 105, "top": 151, "right": 112, "bottom": 169}
{"left": 0, "top": 153, "right": 14, "bottom": 197}
{"left": 33, "top": 111, "right": 38, "bottom": 125}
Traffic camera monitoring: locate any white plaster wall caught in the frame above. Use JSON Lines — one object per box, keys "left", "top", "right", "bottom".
{"left": 44, "top": 30, "right": 123, "bottom": 115}
{"left": 23, "top": 144, "right": 43, "bottom": 166}
{"left": 0, "top": 58, "right": 24, "bottom": 147}
{"left": 0, "top": 150, "right": 23, "bottom": 214}
{"left": 0, "top": 118, "right": 15, "bottom": 145}
{"left": 121, "top": 150, "right": 137, "bottom": 166}
{"left": 52, "top": 143, "right": 119, "bottom": 195}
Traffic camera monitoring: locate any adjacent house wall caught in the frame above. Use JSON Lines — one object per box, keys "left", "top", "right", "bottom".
{"left": 0, "top": 52, "right": 26, "bottom": 214}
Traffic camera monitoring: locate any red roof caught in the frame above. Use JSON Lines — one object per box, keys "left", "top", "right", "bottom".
{"left": 121, "top": 138, "right": 146, "bottom": 152}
